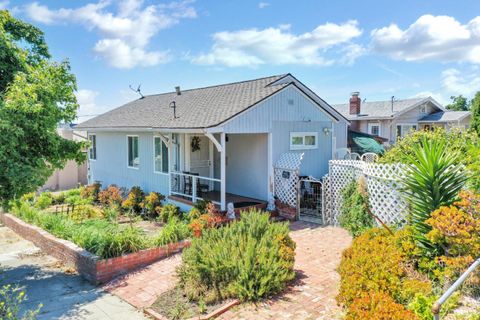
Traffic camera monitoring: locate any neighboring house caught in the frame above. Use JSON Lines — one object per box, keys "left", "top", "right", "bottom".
{"left": 332, "top": 93, "right": 471, "bottom": 145}
{"left": 76, "top": 74, "right": 349, "bottom": 211}
{"left": 41, "top": 124, "right": 88, "bottom": 191}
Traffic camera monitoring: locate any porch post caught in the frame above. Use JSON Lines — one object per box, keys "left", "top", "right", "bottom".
{"left": 220, "top": 132, "right": 226, "bottom": 211}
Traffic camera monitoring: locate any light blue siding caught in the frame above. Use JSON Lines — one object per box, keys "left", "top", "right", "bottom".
{"left": 272, "top": 121, "right": 332, "bottom": 178}
{"left": 89, "top": 132, "right": 169, "bottom": 195}
{"left": 223, "top": 86, "right": 332, "bottom": 133}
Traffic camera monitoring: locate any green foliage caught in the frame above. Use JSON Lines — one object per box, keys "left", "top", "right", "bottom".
{"left": 446, "top": 95, "right": 471, "bottom": 111}
{"left": 178, "top": 210, "right": 296, "bottom": 303}
{"left": 0, "top": 284, "right": 42, "bottom": 320}
{"left": 34, "top": 192, "right": 52, "bottom": 210}
{"left": 159, "top": 204, "right": 181, "bottom": 223}
{"left": 98, "top": 185, "right": 123, "bottom": 208}
{"left": 153, "top": 217, "right": 191, "bottom": 246}
{"left": 339, "top": 179, "right": 374, "bottom": 237}
{"left": 407, "top": 292, "right": 459, "bottom": 320}
{"left": 142, "top": 191, "right": 164, "bottom": 217}
{"left": 121, "top": 186, "right": 145, "bottom": 214}
{"left": 193, "top": 199, "right": 212, "bottom": 214}
{"left": 346, "top": 291, "right": 418, "bottom": 320}
{"left": 402, "top": 136, "right": 467, "bottom": 253}
{"left": 471, "top": 92, "right": 480, "bottom": 135}
{"left": 103, "top": 207, "right": 119, "bottom": 222}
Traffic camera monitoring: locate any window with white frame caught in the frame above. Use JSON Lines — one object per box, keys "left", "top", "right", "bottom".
{"left": 290, "top": 132, "right": 318, "bottom": 150}
{"left": 127, "top": 136, "right": 139, "bottom": 168}
{"left": 396, "top": 124, "right": 417, "bottom": 138}
{"left": 154, "top": 137, "right": 169, "bottom": 174}
{"left": 368, "top": 123, "right": 380, "bottom": 136}
{"left": 88, "top": 134, "right": 96, "bottom": 160}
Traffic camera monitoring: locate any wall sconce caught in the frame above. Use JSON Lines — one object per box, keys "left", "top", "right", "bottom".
{"left": 323, "top": 127, "right": 332, "bottom": 135}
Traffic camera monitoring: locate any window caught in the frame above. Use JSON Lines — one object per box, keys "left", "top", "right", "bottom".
{"left": 420, "top": 105, "right": 427, "bottom": 114}
{"left": 290, "top": 132, "right": 318, "bottom": 150}
{"left": 127, "top": 136, "right": 139, "bottom": 168}
{"left": 88, "top": 134, "right": 96, "bottom": 160}
{"left": 154, "top": 137, "right": 169, "bottom": 174}
{"left": 368, "top": 123, "right": 380, "bottom": 136}
{"left": 396, "top": 124, "right": 418, "bottom": 138}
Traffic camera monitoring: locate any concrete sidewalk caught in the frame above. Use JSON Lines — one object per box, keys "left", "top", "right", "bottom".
{"left": 0, "top": 224, "right": 148, "bottom": 320}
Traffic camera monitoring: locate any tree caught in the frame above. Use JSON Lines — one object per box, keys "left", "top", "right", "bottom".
{"left": 470, "top": 91, "right": 480, "bottom": 135}
{"left": 446, "top": 95, "right": 470, "bottom": 111}
{"left": 0, "top": 10, "right": 85, "bottom": 204}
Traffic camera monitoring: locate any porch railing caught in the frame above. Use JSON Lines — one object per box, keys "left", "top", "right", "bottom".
{"left": 170, "top": 171, "right": 221, "bottom": 205}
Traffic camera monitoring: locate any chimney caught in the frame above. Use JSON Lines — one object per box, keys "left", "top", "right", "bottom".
{"left": 349, "top": 91, "right": 361, "bottom": 115}
{"left": 175, "top": 86, "right": 181, "bottom": 95}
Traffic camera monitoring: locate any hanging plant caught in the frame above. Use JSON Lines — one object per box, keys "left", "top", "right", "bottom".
{"left": 191, "top": 136, "right": 201, "bottom": 152}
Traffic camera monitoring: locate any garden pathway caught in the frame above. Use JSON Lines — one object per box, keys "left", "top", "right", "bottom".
{"left": 104, "top": 221, "right": 351, "bottom": 319}
{"left": 0, "top": 224, "right": 147, "bottom": 320}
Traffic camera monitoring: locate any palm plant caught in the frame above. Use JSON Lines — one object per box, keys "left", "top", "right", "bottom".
{"left": 402, "top": 136, "right": 467, "bottom": 254}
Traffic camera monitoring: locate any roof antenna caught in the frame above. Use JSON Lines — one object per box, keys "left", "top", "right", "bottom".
{"left": 129, "top": 84, "right": 144, "bottom": 99}
{"left": 391, "top": 95, "right": 395, "bottom": 113}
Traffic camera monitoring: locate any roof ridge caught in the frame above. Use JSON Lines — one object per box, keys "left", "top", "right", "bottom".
{"left": 332, "top": 97, "right": 426, "bottom": 106}
{"left": 143, "top": 74, "right": 288, "bottom": 98}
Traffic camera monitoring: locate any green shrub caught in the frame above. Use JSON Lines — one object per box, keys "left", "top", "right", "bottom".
{"left": 11, "top": 201, "right": 40, "bottom": 223}
{"left": 65, "top": 194, "right": 92, "bottom": 205}
{"left": 153, "top": 217, "right": 190, "bottom": 246}
{"left": 142, "top": 191, "right": 164, "bottom": 218}
{"left": 34, "top": 192, "right": 52, "bottom": 209}
{"left": 36, "top": 212, "right": 75, "bottom": 239}
{"left": 407, "top": 292, "right": 459, "bottom": 320}
{"left": 121, "top": 186, "right": 145, "bottom": 214}
{"left": 402, "top": 136, "right": 467, "bottom": 254}
{"left": 51, "top": 192, "right": 66, "bottom": 204}
{"left": 339, "top": 178, "right": 374, "bottom": 237}
{"left": 178, "top": 210, "right": 296, "bottom": 304}
{"left": 20, "top": 192, "right": 35, "bottom": 204}
{"left": 194, "top": 199, "right": 212, "bottom": 214}
{"left": 159, "top": 204, "right": 181, "bottom": 223}
{"left": 103, "top": 207, "right": 119, "bottom": 222}
{"left": 68, "top": 204, "right": 104, "bottom": 222}
{"left": 0, "top": 284, "right": 42, "bottom": 320}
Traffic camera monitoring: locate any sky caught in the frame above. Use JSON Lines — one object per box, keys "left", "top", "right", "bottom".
{"left": 2, "top": 0, "right": 480, "bottom": 121}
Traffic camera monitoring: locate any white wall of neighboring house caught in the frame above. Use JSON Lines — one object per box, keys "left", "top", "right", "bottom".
{"left": 40, "top": 127, "right": 88, "bottom": 191}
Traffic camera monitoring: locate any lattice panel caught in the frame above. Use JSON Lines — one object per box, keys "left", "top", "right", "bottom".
{"left": 323, "top": 160, "right": 408, "bottom": 226}
{"left": 274, "top": 168, "right": 299, "bottom": 207}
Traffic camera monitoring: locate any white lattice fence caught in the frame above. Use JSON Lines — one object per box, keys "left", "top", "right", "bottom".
{"left": 323, "top": 160, "right": 408, "bottom": 226}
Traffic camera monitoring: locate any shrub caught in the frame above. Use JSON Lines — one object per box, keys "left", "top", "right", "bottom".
{"left": 51, "top": 192, "right": 66, "bottom": 204}
{"left": 34, "top": 192, "right": 52, "bottom": 209}
{"left": 337, "top": 228, "right": 432, "bottom": 307}
{"left": 402, "top": 136, "right": 467, "bottom": 254}
{"left": 68, "top": 204, "right": 104, "bottom": 222}
{"left": 98, "top": 185, "right": 123, "bottom": 208}
{"left": 20, "top": 192, "right": 35, "bottom": 204}
{"left": 142, "top": 191, "right": 165, "bottom": 217}
{"left": 178, "top": 210, "right": 296, "bottom": 304}
{"left": 194, "top": 199, "right": 212, "bottom": 214}
{"left": 187, "top": 207, "right": 202, "bottom": 221}
{"left": 339, "top": 178, "right": 374, "bottom": 237}
{"left": 188, "top": 213, "right": 224, "bottom": 238}
{"left": 0, "top": 284, "right": 42, "bottom": 320}
{"left": 64, "top": 194, "right": 92, "bottom": 206}
{"left": 407, "top": 292, "right": 459, "bottom": 320}
{"left": 346, "top": 291, "right": 418, "bottom": 320}
{"left": 121, "top": 186, "right": 145, "bottom": 214}
{"left": 159, "top": 204, "right": 180, "bottom": 223}
{"left": 103, "top": 207, "right": 119, "bottom": 222}
{"left": 153, "top": 217, "right": 191, "bottom": 246}
{"left": 80, "top": 182, "right": 101, "bottom": 201}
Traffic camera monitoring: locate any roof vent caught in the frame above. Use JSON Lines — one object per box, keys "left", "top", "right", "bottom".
{"left": 175, "top": 86, "right": 181, "bottom": 96}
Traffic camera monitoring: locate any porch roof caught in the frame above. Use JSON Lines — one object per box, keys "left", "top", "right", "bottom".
{"left": 77, "top": 75, "right": 289, "bottom": 130}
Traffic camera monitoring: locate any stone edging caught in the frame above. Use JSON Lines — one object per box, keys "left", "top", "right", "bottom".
{"left": 0, "top": 213, "right": 190, "bottom": 284}
{"left": 144, "top": 299, "right": 240, "bottom": 320}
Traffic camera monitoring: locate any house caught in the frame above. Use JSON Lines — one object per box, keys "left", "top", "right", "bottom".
{"left": 76, "top": 74, "right": 349, "bottom": 211}
{"left": 332, "top": 93, "right": 471, "bottom": 145}
{"left": 41, "top": 124, "right": 88, "bottom": 191}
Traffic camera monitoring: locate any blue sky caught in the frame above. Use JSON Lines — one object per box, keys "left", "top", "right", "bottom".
{"left": 2, "top": 0, "right": 480, "bottom": 121}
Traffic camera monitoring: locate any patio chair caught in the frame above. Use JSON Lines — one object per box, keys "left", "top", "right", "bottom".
{"left": 182, "top": 171, "right": 192, "bottom": 195}
{"left": 361, "top": 152, "right": 378, "bottom": 163}
{"left": 335, "top": 148, "right": 351, "bottom": 160}
{"left": 346, "top": 152, "right": 361, "bottom": 160}
{"left": 191, "top": 172, "right": 210, "bottom": 197}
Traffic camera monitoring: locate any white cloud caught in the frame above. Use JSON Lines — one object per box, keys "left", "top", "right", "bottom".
{"left": 411, "top": 91, "right": 446, "bottom": 104}
{"left": 76, "top": 89, "right": 101, "bottom": 121}
{"left": 258, "top": 2, "right": 270, "bottom": 9}
{"left": 0, "top": 1, "right": 9, "bottom": 9}
{"left": 192, "top": 20, "right": 363, "bottom": 67}
{"left": 371, "top": 15, "right": 480, "bottom": 64}
{"left": 23, "top": 0, "right": 196, "bottom": 68}
{"left": 442, "top": 68, "right": 480, "bottom": 97}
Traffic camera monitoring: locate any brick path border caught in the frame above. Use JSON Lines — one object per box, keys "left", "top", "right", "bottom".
{"left": 0, "top": 213, "right": 190, "bottom": 284}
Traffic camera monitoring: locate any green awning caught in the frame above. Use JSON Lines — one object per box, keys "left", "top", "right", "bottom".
{"left": 348, "top": 131, "right": 385, "bottom": 155}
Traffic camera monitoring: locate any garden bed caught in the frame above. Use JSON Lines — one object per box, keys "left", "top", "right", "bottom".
{"left": 0, "top": 213, "right": 190, "bottom": 284}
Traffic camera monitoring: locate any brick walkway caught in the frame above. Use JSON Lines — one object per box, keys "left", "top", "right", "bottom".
{"left": 105, "top": 222, "right": 351, "bottom": 319}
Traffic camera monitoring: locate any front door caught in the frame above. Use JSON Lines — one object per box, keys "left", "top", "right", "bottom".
{"left": 188, "top": 135, "right": 212, "bottom": 177}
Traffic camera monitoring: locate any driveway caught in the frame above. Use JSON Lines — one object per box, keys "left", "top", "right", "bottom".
{"left": 0, "top": 224, "right": 147, "bottom": 320}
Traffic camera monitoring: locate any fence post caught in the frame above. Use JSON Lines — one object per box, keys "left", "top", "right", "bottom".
{"left": 192, "top": 176, "right": 197, "bottom": 204}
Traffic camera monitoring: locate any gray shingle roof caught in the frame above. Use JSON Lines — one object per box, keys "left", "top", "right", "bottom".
{"left": 419, "top": 111, "right": 470, "bottom": 122}
{"left": 77, "top": 75, "right": 289, "bottom": 129}
{"left": 332, "top": 98, "right": 428, "bottom": 120}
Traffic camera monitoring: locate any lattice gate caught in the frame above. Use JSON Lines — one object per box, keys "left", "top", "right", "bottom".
{"left": 298, "top": 177, "right": 324, "bottom": 224}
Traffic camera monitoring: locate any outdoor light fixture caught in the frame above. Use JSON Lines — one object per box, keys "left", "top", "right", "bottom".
{"left": 323, "top": 127, "right": 331, "bottom": 135}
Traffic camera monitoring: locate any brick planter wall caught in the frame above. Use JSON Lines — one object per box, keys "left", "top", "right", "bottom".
{"left": 275, "top": 200, "right": 297, "bottom": 220}
{"left": 0, "top": 214, "right": 190, "bottom": 284}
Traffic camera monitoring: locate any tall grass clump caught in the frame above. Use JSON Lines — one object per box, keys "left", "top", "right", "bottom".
{"left": 153, "top": 217, "right": 190, "bottom": 246}
{"left": 178, "top": 210, "right": 296, "bottom": 304}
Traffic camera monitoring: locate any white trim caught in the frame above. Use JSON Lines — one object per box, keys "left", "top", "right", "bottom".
{"left": 88, "top": 133, "right": 97, "bottom": 161}
{"left": 204, "top": 131, "right": 223, "bottom": 152}
{"left": 184, "top": 134, "right": 190, "bottom": 171}
{"left": 126, "top": 135, "right": 140, "bottom": 169}
{"left": 153, "top": 135, "right": 169, "bottom": 175}
{"left": 367, "top": 122, "right": 381, "bottom": 136}
{"left": 290, "top": 132, "right": 318, "bottom": 150}
{"left": 267, "top": 132, "right": 273, "bottom": 198}
{"left": 220, "top": 132, "right": 226, "bottom": 211}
